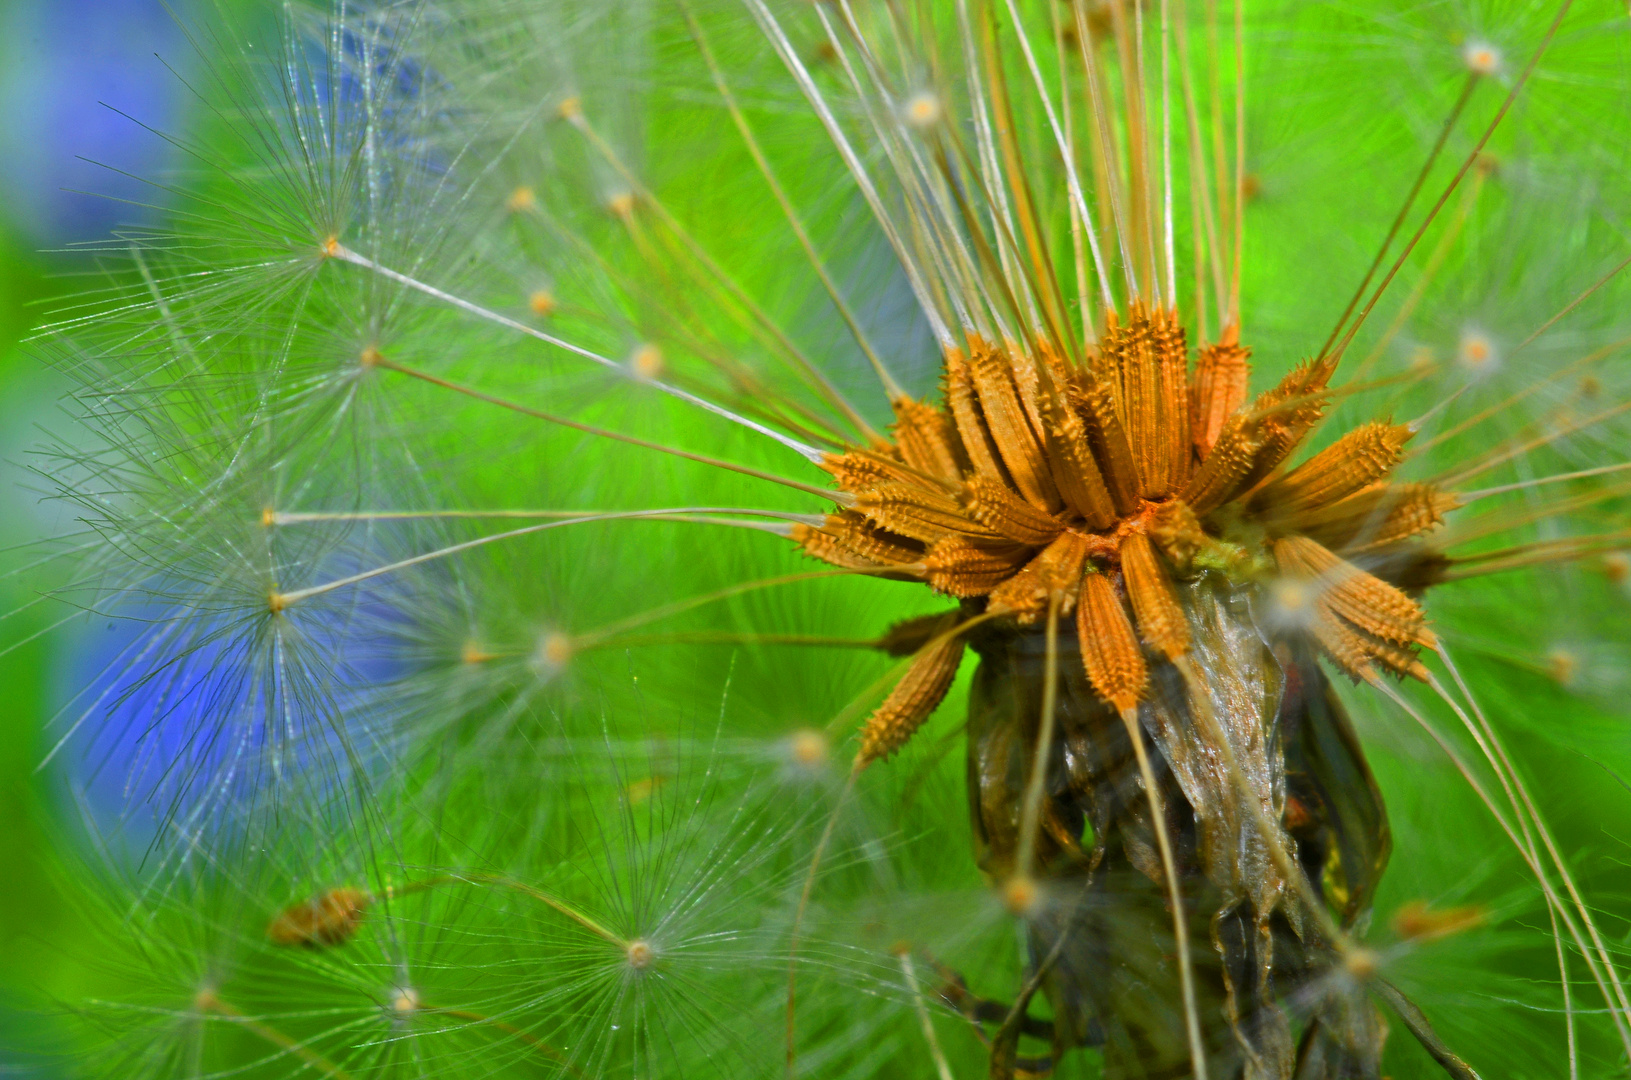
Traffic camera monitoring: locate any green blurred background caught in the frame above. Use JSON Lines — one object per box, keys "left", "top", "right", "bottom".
{"left": 0, "top": 1, "right": 238, "bottom": 1066}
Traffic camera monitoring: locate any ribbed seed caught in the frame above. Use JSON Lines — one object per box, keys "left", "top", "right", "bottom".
{"left": 1254, "top": 422, "right": 1413, "bottom": 517}
{"left": 944, "top": 348, "right": 1007, "bottom": 483}
{"left": 1275, "top": 535, "right": 1433, "bottom": 650}
{"left": 822, "top": 449, "right": 941, "bottom": 493}
{"left": 1182, "top": 411, "right": 1262, "bottom": 514}
{"left": 1309, "top": 607, "right": 1379, "bottom": 684}
{"left": 857, "top": 630, "right": 967, "bottom": 765}
{"left": 1238, "top": 357, "right": 1336, "bottom": 491}
{"left": 1310, "top": 607, "right": 1428, "bottom": 683}
{"left": 988, "top": 532, "right": 1090, "bottom": 623}
{"left": 969, "top": 344, "right": 1061, "bottom": 510}
{"left": 1101, "top": 305, "right": 1168, "bottom": 497}
{"left": 874, "top": 610, "right": 964, "bottom": 656}
{"left": 1288, "top": 483, "right": 1457, "bottom": 553}
{"left": 857, "top": 483, "right": 985, "bottom": 543}
{"left": 1190, "top": 334, "right": 1251, "bottom": 459}
{"left": 1038, "top": 351, "right": 1119, "bottom": 530}
{"left": 891, "top": 397, "right": 966, "bottom": 483}
{"left": 925, "top": 536, "right": 1030, "bottom": 596}
{"left": 1154, "top": 308, "right": 1192, "bottom": 491}
{"left": 268, "top": 887, "right": 370, "bottom": 949}
{"left": 793, "top": 512, "right": 926, "bottom": 569}
{"left": 1121, "top": 532, "right": 1191, "bottom": 660}
{"left": 1007, "top": 344, "right": 1058, "bottom": 467}
{"left": 1146, "top": 499, "right": 1206, "bottom": 572}
{"left": 1070, "top": 374, "right": 1141, "bottom": 515}
{"left": 962, "top": 476, "right": 1065, "bottom": 545}
{"left": 1077, "top": 569, "right": 1148, "bottom": 710}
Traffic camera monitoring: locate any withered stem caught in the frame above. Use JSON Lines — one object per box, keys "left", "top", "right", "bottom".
{"left": 1119, "top": 705, "right": 1209, "bottom": 1080}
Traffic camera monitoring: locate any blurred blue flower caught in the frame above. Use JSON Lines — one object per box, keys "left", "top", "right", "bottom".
{"left": 0, "top": 0, "right": 194, "bottom": 247}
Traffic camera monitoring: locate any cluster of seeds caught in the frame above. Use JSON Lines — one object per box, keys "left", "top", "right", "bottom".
{"left": 796, "top": 305, "right": 1454, "bottom": 765}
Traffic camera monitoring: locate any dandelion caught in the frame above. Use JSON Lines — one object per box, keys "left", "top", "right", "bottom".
{"left": 24, "top": 1, "right": 1631, "bottom": 1078}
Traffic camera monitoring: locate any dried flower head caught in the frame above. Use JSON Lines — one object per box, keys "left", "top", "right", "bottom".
{"left": 24, "top": 1, "right": 1631, "bottom": 1079}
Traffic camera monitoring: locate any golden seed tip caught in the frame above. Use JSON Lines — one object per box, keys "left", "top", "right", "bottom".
{"left": 625, "top": 776, "right": 663, "bottom": 804}
{"left": 1001, "top": 875, "right": 1040, "bottom": 916}
{"left": 902, "top": 90, "right": 941, "bottom": 128}
{"left": 268, "top": 591, "right": 289, "bottom": 614}
{"left": 391, "top": 987, "right": 420, "bottom": 1013}
{"left": 1393, "top": 899, "right": 1487, "bottom": 942}
{"left": 1344, "top": 947, "right": 1380, "bottom": 980}
{"left": 606, "top": 191, "right": 636, "bottom": 219}
{"left": 1546, "top": 647, "right": 1578, "bottom": 687}
{"left": 557, "top": 95, "right": 582, "bottom": 120}
{"left": 259, "top": 506, "right": 277, "bottom": 528}
{"left": 629, "top": 343, "right": 664, "bottom": 379}
{"left": 1462, "top": 41, "right": 1501, "bottom": 75}
{"left": 1602, "top": 552, "right": 1630, "bottom": 585}
{"left": 540, "top": 632, "right": 574, "bottom": 669}
{"left": 1271, "top": 579, "right": 1311, "bottom": 614}
{"left": 788, "top": 728, "right": 829, "bottom": 768}
{"left": 505, "top": 185, "right": 537, "bottom": 212}
{"left": 460, "top": 640, "right": 492, "bottom": 665}
{"left": 1457, "top": 330, "right": 1498, "bottom": 371}
{"left": 359, "top": 346, "right": 383, "bottom": 368}
{"left": 626, "top": 939, "right": 656, "bottom": 969}
{"left": 528, "top": 289, "right": 557, "bottom": 317}
{"left": 321, "top": 235, "right": 341, "bottom": 258}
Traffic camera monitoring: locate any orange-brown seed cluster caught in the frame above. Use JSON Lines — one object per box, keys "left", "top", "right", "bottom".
{"left": 790, "top": 306, "right": 1457, "bottom": 764}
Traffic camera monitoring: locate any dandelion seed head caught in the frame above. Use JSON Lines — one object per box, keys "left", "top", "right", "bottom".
{"left": 901, "top": 90, "right": 942, "bottom": 129}
{"left": 33, "top": 0, "right": 1631, "bottom": 1073}
{"left": 1602, "top": 552, "right": 1629, "bottom": 586}
{"left": 1463, "top": 40, "right": 1502, "bottom": 76}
